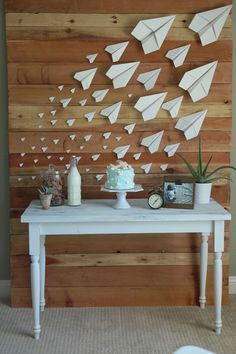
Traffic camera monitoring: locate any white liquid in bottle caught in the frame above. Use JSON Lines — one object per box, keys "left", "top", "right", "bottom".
{"left": 67, "top": 156, "right": 81, "bottom": 206}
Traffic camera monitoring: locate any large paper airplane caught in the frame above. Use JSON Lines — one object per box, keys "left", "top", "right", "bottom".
{"left": 105, "top": 41, "right": 129, "bottom": 62}
{"left": 164, "top": 143, "right": 180, "bottom": 157}
{"left": 106, "top": 62, "right": 140, "bottom": 89}
{"left": 189, "top": 5, "right": 232, "bottom": 46}
{"left": 113, "top": 145, "right": 130, "bottom": 159}
{"left": 137, "top": 68, "right": 161, "bottom": 90}
{"left": 100, "top": 101, "right": 122, "bottom": 124}
{"left": 134, "top": 92, "right": 167, "bottom": 121}
{"left": 178, "top": 61, "right": 218, "bottom": 102}
{"left": 162, "top": 96, "right": 184, "bottom": 118}
{"left": 175, "top": 110, "right": 207, "bottom": 140}
{"left": 73, "top": 68, "right": 97, "bottom": 90}
{"left": 92, "top": 89, "right": 109, "bottom": 102}
{"left": 140, "top": 131, "right": 164, "bottom": 154}
{"left": 165, "top": 44, "right": 191, "bottom": 67}
{"left": 131, "top": 15, "right": 175, "bottom": 54}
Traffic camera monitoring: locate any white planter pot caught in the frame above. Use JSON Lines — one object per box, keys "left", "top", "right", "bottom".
{"left": 194, "top": 183, "right": 212, "bottom": 204}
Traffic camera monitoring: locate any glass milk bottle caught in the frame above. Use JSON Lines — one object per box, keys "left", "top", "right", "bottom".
{"left": 67, "top": 156, "right": 81, "bottom": 206}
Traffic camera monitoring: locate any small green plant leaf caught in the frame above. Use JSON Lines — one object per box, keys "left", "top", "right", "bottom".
{"left": 202, "top": 155, "right": 213, "bottom": 177}
{"left": 206, "top": 165, "right": 236, "bottom": 179}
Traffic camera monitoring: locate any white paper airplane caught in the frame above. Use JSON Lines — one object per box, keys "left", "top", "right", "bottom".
{"left": 137, "top": 68, "right": 161, "bottom": 91}
{"left": 115, "top": 136, "right": 122, "bottom": 141}
{"left": 84, "top": 111, "right": 96, "bottom": 122}
{"left": 131, "top": 15, "right": 175, "bottom": 54}
{"left": 49, "top": 96, "right": 55, "bottom": 102}
{"left": 133, "top": 153, "right": 142, "bottom": 160}
{"left": 58, "top": 85, "right": 64, "bottom": 91}
{"left": 92, "top": 154, "right": 100, "bottom": 161}
{"left": 46, "top": 156, "right": 52, "bottom": 160}
{"left": 134, "top": 92, "right": 167, "bottom": 121}
{"left": 66, "top": 118, "right": 75, "bottom": 127}
{"left": 178, "top": 61, "right": 218, "bottom": 102}
{"left": 160, "top": 164, "right": 168, "bottom": 171}
{"left": 175, "top": 110, "right": 207, "bottom": 140}
{"left": 84, "top": 134, "right": 92, "bottom": 142}
{"left": 74, "top": 68, "right": 97, "bottom": 90}
{"left": 60, "top": 98, "right": 72, "bottom": 108}
{"left": 105, "top": 41, "right": 129, "bottom": 62}
{"left": 53, "top": 139, "right": 60, "bottom": 144}
{"left": 113, "top": 145, "right": 130, "bottom": 159}
{"left": 34, "top": 159, "right": 39, "bottom": 164}
{"left": 96, "top": 174, "right": 104, "bottom": 181}
{"left": 162, "top": 95, "right": 184, "bottom": 118}
{"left": 164, "top": 143, "right": 180, "bottom": 157}
{"left": 59, "top": 157, "right": 64, "bottom": 161}
{"left": 100, "top": 101, "right": 122, "bottom": 124}
{"left": 69, "top": 134, "right": 76, "bottom": 141}
{"left": 50, "top": 119, "right": 57, "bottom": 126}
{"left": 128, "top": 93, "right": 133, "bottom": 98}
{"left": 38, "top": 125, "right": 43, "bottom": 129}
{"left": 106, "top": 62, "right": 140, "bottom": 89}
{"left": 20, "top": 152, "right": 26, "bottom": 157}
{"left": 189, "top": 5, "right": 232, "bottom": 46}
{"left": 124, "top": 123, "right": 136, "bottom": 134}
{"left": 19, "top": 163, "right": 24, "bottom": 167}
{"left": 20, "top": 137, "right": 26, "bottom": 142}
{"left": 165, "top": 44, "right": 191, "bottom": 67}
{"left": 41, "top": 147, "right": 48, "bottom": 153}
{"left": 86, "top": 53, "right": 98, "bottom": 63}
{"left": 92, "top": 89, "right": 109, "bottom": 102}
{"left": 140, "top": 131, "right": 164, "bottom": 154}
{"left": 86, "top": 168, "right": 90, "bottom": 172}
{"left": 141, "top": 163, "right": 152, "bottom": 174}
{"left": 70, "top": 88, "right": 76, "bottom": 94}
{"left": 66, "top": 149, "right": 71, "bottom": 153}
{"left": 79, "top": 99, "right": 87, "bottom": 106}
{"left": 50, "top": 110, "right": 57, "bottom": 116}
{"left": 103, "top": 132, "right": 111, "bottom": 140}
{"left": 37, "top": 112, "right": 44, "bottom": 118}
{"left": 31, "top": 146, "right": 35, "bottom": 150}
{"left": 80, "top": 146, "right": 84, "bottom": 150}
{"left": 103, "top": 145, "right": 108, "bottom": 150}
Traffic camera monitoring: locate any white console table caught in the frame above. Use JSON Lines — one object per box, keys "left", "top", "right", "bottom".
{"left": 21, "top": 199, "right": 231, "bottom": 339}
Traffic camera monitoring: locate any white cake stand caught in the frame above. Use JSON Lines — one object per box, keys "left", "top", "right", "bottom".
{"left": 101, "top": 184, "right": 143, "bottom": 209}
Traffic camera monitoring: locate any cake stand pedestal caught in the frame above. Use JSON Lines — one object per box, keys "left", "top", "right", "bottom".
{"left": 101, "top": 185, "right": 143, "bottom": 209}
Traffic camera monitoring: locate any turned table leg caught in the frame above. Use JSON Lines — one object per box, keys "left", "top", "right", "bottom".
{"left": 40, "top": 235, "right": 46, "bottom": 312}
{"left": 199, "top": 233, "right": 209, "bottom": 309}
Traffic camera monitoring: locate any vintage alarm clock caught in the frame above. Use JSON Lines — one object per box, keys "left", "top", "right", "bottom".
{"left": 147, "top": 188, "right": 164, "bottom": 209}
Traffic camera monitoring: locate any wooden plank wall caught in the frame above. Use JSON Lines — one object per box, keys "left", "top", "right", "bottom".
{"left": 5, "top": 0, "right": 232, "bottom": 307}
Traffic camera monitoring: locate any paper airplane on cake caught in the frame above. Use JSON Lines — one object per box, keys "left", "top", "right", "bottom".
{"left": 175, "top": 110, "right": 207, "bottom": 140}
{"left": 105, "top": 41, "right": 129, "bottom": 62}
{"left": 124, "top": 123, "right": 136, "bottom": 134}
{"left": 133, "top": 153, "right": 142, "bottom": 160}
{"left": 106, "top": 62, "right": 140, "bottom": 89}
{"left": 164, "top": 143, "right": 180, "bottom": 157}
{"left": 84, "top": 111, "right": 96, "bottom": 122}
{"left": 162, "top": 96, "right": 184, "bottom": 118}
{"left": 92, "top": 89, "right": 109, "bottom": 103}
{"left": 134, "top": 92, "right": 167, "bottom": 121}
{"left": 100, "top": 101, "right": 122, "bottom": 124}
{"left": 74, "top": 68, "right": 97, "bottom": 90}
{"left": 165, "top": 44, "right": 191, "bottom": 67}
{"left": 178, "top": 61, "right": 218, "bottom": 102}
{"left": 137, "top": 68, "right": 161, "bottom": 90}
{"left": 86, "top": 53, "right": 98, "bottom": 63}
{"left": 141, "top": 163, "right": 152, "bottom": 174}
{"left": 103, "top": 132, "right": 111, "bottom": 140}
{"left": 140, "top": 131, "right": 164, "bottom": 154}
{"left": 60, "top": 98, "right": 72, "bottom": 108}
{"left": 131, "top": 15, "right": 175, "bottom": 54}
{"left": 113, "top": 145, "right": 130, "bottom": 159}
{"left": 189, "top": 5, "right": 232, "bottom": 46}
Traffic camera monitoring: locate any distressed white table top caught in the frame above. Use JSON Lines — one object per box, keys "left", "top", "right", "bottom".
{"left": 21, "top": 199, "right": 231, "bottom": 223}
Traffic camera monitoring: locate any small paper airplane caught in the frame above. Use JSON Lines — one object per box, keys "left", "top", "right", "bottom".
{"left": 160, "top": 164, "right": 168, "bottom": 171}
{"left": 84, "top": 134, "right": 92, "bottom": 142}
{"left": 19, "top": 163, "right": 24, "bottom": 168}
{"left": 131, "top": 15, "right": 175, "bottom": 54}
{"left": 141, "top": 163, "right": 152, "bottom": 174}
{"left": 103, "top": 145, "right": 108, "bottom": 150}
{"left": 103, "top": 132, "right": 111, "bottom": 140}
{"left": 37, "top": 112, "right": 44, "bottom": 118}
{"left": 86, "top": 53, "right": 98, "bottom": 63}
{"left": 162, "top": 96, "right": 184, "bottom": 118}
{"left": 20, "top": 153, "right": 26, "bottom": 157}
{"left": 53, "top": 139, "right": 60, "bottom": 144}
{"left": 20, "top": 137, "right": 26, "bottom": 142}
{"left": 74, "top": 68, "right": 97, "bottom": 90}
{"left": 96, "top": 174, "right": 104, "bottom": 181}
{"left": 60, "top": 98, "right": 72, "bottom": 108}
{"left": 38, "top": 125, "right": 43, "bottom": 129}
{"left": 115, "top": 136, "right": 122, "bottom": 142}
{"left": 189, "top": 5, "right": 232, "bottom": 46}
{"left": 66, "top": 149, "right": 71, "bottom": 153}
{"left": 134, "top": 92, "right": 167, "bottom": 121}
{"left": 86, "top": 168, "right": 90, "bottom": 172}
{"left": 140, "top": 131, "right": 164, "bottom": 154}
{"left": 50, "top": 119, "right": 57, "bottom": 126}
{"left": 92, "top": 154, "right": 100, "bottom": 161}
{"left": 92, "top": 89, "right": 109, "bottom": 102}
{"left": 40, "top": 136, "right": 45, "bottom": 141}
{"left": 70, "top": 88, "right": 76, "bottom": 94}
{"left": 178, "top": 61, "right": 218, "bottom": 102}
{"left": 50, "top": 110, "right": 57, "bottom": 116}
{"left": 137, "top": 68, "right": 161, "bottom": 90}
{"left": 31, "top": 146, "right": 36, "bottom": 150}
{"left": 105, "top": 41, "right": 129, "bottom": 62}
{"left": 133, "top": 153, "right": 141, "bottom": 160}
{"left": 41, "top": 147, "right": 48, "bottom": 153}
{"left": 106, "top": 62, "right": 140, "bottom": 89}
{"left": 59, "top": 157, "right": 64, "bottom": 161}
{"left": 165, "top": 44, "right": 191, "bottom": 67}
{"left": 100, "top": 101, "right": 122, "bottom": 124}
{"left": 113, "top": 145, "right": 130, "bottom": 159}
{"left": 164, "top": 143, "right": 180, "bottom": 157}
{"left": 58, "top": 85, "right": 64, "bottom": 91}
{"left": 128, "top": 93, "right": 133, "bottom": 98}
{"left": 46, "top": 156, "right": 52, "bottom": 160}
{"left": 49, "top": 96, "right": 55, "bottom": 102}
{"left": 69, "top": 134, "right": 76, "bottom": 141}
{"left": 175, "top": 110, "right": 207, "bottom": 140}
{"left": 66, "top": 118, "right": 75, "bottom": 127}
{"left": 34, "top": 159, "right": 39, "bottom": 164}
{"left": 124, "top": 123, "right": 136, "bottom": 134}
{"left": 32, "top": 176, "right": 36, "bottom": 180}
{"left": 17, "top": 177, "right": 23, "bottom": 181}
{"left": 79, "top": 99, "right": 87, "bottom": 106}
{"left": 84, "top": 111, "right": 96, "bottom": 122}
{"left": 80, "top": 146, "right": 84, "bottom": 150}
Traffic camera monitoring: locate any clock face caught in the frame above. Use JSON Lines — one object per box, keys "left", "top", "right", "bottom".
{"left": 148, "top": 193, "right": 163, "bottom": 209}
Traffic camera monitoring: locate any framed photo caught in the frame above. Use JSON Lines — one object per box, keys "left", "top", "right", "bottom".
{"left": 163, "top": 176, "right": 195, "bottom": 209}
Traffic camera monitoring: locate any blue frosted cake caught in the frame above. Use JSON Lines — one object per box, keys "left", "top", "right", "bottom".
{"left": 105, "top": 160, "right": 135, "bottom": 190}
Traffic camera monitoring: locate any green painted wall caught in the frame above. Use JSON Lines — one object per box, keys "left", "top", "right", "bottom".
{"left": 0, "top": 1, "right": 235, "bottom": 280}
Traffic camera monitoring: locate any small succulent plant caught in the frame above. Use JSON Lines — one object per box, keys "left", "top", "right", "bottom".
{"left": 38, "top": 185, "right": 54, "bottom": 195}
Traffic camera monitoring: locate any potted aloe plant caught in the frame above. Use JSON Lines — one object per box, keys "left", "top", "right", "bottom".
{"left": 177, "top": 138, "right": 236, "bottom": 204}
{"left": 38, "top": 185, "right": 54, "bottom": 209}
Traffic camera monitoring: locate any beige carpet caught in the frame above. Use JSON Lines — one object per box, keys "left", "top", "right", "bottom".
{"left": 0, "top": 296, "right": 236, "bottom": 354}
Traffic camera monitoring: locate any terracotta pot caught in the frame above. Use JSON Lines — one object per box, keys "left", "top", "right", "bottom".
{"left": 39, "top": 194, "right": 52, "bottom": 209}
{"left": 194, "top": 183, "right": 212, "bottom": 204}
